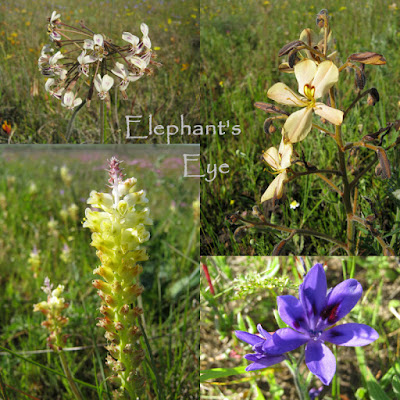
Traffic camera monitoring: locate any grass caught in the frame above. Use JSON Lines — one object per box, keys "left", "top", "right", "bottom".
{"left": 0, "top": 145, "right": 199, "bottom": 399}
{"left": 200, "top": 0, "right": 400, "bottom": 255}
{"left": 200, "top": 256, "right": 400, "bottom": 400}
{"left": 0, "top": 0, "right": 199, "bottom": 143}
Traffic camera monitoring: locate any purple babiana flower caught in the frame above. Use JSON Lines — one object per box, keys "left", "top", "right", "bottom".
{"left": 235, "top": 324, "right": 286, "bottom": 371}
{"left": 262, "top": 263, "right": 379, "bottom": 385}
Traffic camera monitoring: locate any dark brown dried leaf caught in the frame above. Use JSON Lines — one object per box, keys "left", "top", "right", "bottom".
{"left": 348, "top": 52, "right": 386, "bottom": 65}
{"left": 367, "top": 88, "right": 380, "bottom": 106}
{"left": 288, "top": 49, "right": 299, "bottom": 68}
{"left": 254, "top": 102, "right": 289, "bottom": 115}
{"left": 316, "top": 9, "right": 329, "bottom": 28}
{"left": 278, "top": 40, "right": 304, "bottom": 57}
{"left": 376, "top": 147, "right": 391, "bottom": 179}
{"left": 272, "top": 239, "right": 288, "bottom": 255}
{"left": 354, "top": 67, "right": 366, "bottom": 90}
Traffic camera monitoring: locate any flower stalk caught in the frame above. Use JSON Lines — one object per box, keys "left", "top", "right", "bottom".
{"left": 33, "top": 278, "right": 82, "bottom": 400}
{"left": 83, "top": 157, "right": 153, "bottom": 398}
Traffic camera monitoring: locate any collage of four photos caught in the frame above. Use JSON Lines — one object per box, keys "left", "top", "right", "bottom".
{"left": 0, "top": 0, "right": 399, "bottom": 399}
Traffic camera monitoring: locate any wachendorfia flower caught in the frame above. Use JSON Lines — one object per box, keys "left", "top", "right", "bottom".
{"left": 83, "top": 157, "right": 152, "bottom": 399}
{"left": 38, "top": 11, "right": 159, "bottom": 111}
{"left": 235, "top": 324, "right": 286, "bottom": 371}
{"left": 262, "top": 263, "right": 379, "bottom": 385}
{"left": 267, "top": 59, "right": 343, "bottom": 143}
{"left": 261, "top": 139, "right": 292, "bottom": 202}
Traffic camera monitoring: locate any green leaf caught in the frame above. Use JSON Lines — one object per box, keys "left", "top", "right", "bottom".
{"left": 252, "top": 381, "right": 266, "bottom": 400}
{"left": 200, "top": 366, "right": 247, "bottom": 383}
{"left": 273, "top": 309, "right": 288, "bottom": 329}
{"left": 393, "top": 375, "right": 400, "bottom": 395}
{"left": 355, "top": 347, "right": 390, "bottom": 400}
{"left": 237, "top": 312, "right": 246, "bottom": 332}
{"left": 245, "top": 315, "right": 257, "bottom": 334}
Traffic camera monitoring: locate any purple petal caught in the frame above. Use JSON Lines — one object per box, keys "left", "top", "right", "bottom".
{"left": 235, "top": 330, "right": 263, "bottom": 346}
{"left": 322, "top": 323, "right": 379, "bottom": 346}
{"left": 257, "top": 324, "right": 271, "bottom": 339}
{"left": 277, "top": 295, "right": 308, "bottom": 332}
{"left": 319, "top": 279, "right": 362, "bottom": 326}
{"left": 245, "top": 355, "right": 286, "bottom": 371}
{"left": 305, "top": 341, "right": 336, "bottom": 385}
{"left": 299, "top": 263, "right": 327, "bottom": 327}
{"left": 262, "top": 328, "right": 308, "bottom": 355}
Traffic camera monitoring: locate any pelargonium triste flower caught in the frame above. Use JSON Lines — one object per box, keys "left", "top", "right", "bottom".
{"left": 261, "top": 140, "right": 293, "bottom": 203}
{"left": 62, "top": 91, "right": 82, "bottom": 110}
{"left": 263, "top": 263, "right": 379, "bottom": 385}
{"left": 267, "top": 60, "right": 343, "bottom": 143}
{"left": 94, "top": 74, "right": 114, "bottom": 100}
{"left": 235, "top": 324, "right": 286, "bottom": 371}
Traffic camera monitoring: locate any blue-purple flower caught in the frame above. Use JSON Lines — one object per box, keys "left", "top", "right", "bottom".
{"left": 235, "top": 324, "right": 286, "bottom": 371}
{"left": 262, "top": 263, "right": 379, "bottom": 385}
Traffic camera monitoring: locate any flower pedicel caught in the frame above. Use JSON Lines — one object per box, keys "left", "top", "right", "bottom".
{"left": 83, "top": 157, "right": 152, "bottom": 398}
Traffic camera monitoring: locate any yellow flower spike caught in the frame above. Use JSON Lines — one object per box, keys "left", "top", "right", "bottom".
{"left": 83, "top": 157, "right": 152, "bottom": 399}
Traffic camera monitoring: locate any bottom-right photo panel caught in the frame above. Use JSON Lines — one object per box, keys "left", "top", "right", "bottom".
{"left": 200, "top": 257, "right": 399, "bottom": 400}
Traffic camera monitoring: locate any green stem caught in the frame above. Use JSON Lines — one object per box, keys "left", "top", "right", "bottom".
{"left": 66, "top": 99, "right": 86, "bottom": 142}
{"left": 58, "top": 350, "right": 83, "bottom": 400}
{"left": 100, "top": 100, "right": 104, "bottom": 144}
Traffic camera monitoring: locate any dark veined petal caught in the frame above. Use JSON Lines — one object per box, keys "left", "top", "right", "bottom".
{"left": 320, "top": 279, "right": 362, "bottom": 326}
{"left": 244, "top": 354, "right": 286, "bottom": 371}
{"left": 299, "top": 264, "right": 327, "bottom": 327}
{"left": 235, "top": 330, "right": 263, "bottom": 346}
{"left": 277, "top": 295, "right": 308, "bottom": 332}
{"left": 262, "top": 328, "right": 308, "bottom": 355}
{"left": 321, "top": 323, "right": 379, "bottom": 346}
{"left": 305, "top": 340, "right": 336, "bottom": 385}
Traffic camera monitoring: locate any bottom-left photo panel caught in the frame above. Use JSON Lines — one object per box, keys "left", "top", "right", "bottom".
{"left": 0, "top": 145, "right": 200, "bottom": 400}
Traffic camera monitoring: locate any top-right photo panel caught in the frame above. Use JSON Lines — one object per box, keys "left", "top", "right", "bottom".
{"left": 200, "top": 0, "right": 400, "bottom": 256}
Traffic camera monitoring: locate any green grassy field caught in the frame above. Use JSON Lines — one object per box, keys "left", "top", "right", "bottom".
{"left": 0, "top": 0, "right": 199, "bottom": 143}
{"left": 200, "top": 0, "right": 400, "bottom": 255}
{"left": 200, "top": 256, "right": 400, "bottom": 400}
{"left": 0, "top": 145, "right": 199, "bottom": 399}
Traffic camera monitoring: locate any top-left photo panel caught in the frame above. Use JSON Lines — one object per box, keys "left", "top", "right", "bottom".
{"left": 0, "top": 0, "right": 200, "bottom": 144}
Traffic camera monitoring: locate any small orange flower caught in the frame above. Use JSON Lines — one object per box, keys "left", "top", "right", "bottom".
{"left": 2, "top": 120, "right": 11, "bottom": 135}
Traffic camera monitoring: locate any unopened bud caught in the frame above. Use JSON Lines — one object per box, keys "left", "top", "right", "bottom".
{"left": 367, "top": 88, "right": 379, "bottom": 106}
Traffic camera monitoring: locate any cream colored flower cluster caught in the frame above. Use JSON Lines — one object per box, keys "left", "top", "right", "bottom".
{"left": 83, "top": 157, "right": 152, "bottom": 398}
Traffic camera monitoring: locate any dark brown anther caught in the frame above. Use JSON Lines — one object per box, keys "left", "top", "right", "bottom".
{"left": 367, "top": 88, "right": 380, "bottom": 106}
{"left": 348, "top": 52, "right": 386, "bottom": 65}
{"left": 278, "top": 40, "right": 305, "bottom": 57}
{"left": 120, "top": 304, "right": 130, "bottom": 314}
{"left": 376, "top": 147, "right": 391, "bottom": 179}
{"left": 354, "top": 67, "right": 366, "bottom": 90}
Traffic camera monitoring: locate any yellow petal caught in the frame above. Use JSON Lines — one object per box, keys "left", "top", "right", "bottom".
{"left": 294, "top": 59, "right": 317, "bottom": 96}
{"left": 261, "top": 171, "right": 287, "bottom": 202}
{"left": 312, "top": 61, "right": 339, "bottom": 99}
{"left": 267, "top": 82, "right": 306, "bottom": 107}
{"left": 263, "top": 146, "right": 280, "bottom": 170}
{"left": 283, "top": 107, "right": 313, "bottom": 143}
{"left": 314, "top": 103, "right": 343, "bottom": 125}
